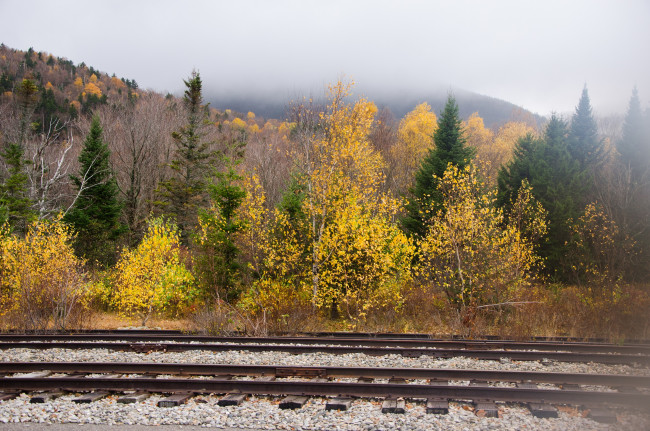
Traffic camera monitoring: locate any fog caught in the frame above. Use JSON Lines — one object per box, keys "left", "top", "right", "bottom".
{"left": 1, "top": 0, "right": 648, "bottom": 116}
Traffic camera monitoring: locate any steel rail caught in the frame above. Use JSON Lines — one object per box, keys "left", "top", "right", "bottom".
{"left": 1, "top": 376, "right": 648, "bottom": 409}
{"left": 0, "top": 334, "right": 647, "bottom": 354}
{"left": 2, "top": 361, "right": 649, "bottom": 387}
{"left": 7, "top": 329, "right": 650, "bottom": 343}
{"left": 0, "top": 341, "right": 647, "bottom": 365}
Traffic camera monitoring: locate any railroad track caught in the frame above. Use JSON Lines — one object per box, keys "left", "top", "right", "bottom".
{"left": 1, "top": 362, "right": 649, "bottom": 419}
{"left": 2, "top": 338, "right": 649, "bottom": 365}
{"left": 2, "top": 331, "right": 649, "bottom": 424}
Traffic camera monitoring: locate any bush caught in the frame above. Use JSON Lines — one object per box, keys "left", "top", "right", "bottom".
{"left": 0, "top": 216, "right": 88, "bottom": 330}
{"left": 111, "top": 217, "right": 200, "bottom": 326}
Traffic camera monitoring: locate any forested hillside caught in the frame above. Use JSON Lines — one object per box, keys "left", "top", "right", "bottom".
{"left": 1, "top": 44, "right": 648, "bottom": 338}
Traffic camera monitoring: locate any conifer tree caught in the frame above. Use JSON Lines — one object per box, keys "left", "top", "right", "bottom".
{"left": 0, "top": 142, "right": 34, "bottom": 233}
{"left": 155, "top": 71, "right": 213, "bottom": 243}
{"left": 568, "top": 86, "right": 604, "bottom": 170}
{"left": 617, "top": 87, "right": 648, "bottom": 180}
{"left": 65, "top": 115, "right": 123, "bottom": 266}
{"left": 497, "top": 114, "right": 585, "bottom": 279}
{"left": 402, "top": 95, "right": 474, "bottom": 238}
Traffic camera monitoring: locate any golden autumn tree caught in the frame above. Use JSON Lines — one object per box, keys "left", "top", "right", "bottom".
{"left": 463, "top": 113, "right": 495, "bottom": 182}
{"left": 419, "top": 164, "right": 545, "bottom": 309}
{"left": 389, "top": 102, "right": 437, "bottom": 193}
{"left": 295, "top": 81, "right": 413, "bottom": 319}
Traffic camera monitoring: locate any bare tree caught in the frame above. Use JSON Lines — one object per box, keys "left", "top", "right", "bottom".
{"left": 96, "top": 92, "right": 182, "bottom": 244}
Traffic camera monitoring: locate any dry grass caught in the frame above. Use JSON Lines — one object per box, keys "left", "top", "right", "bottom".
{"left": 85, "top": 311, "right": 194, "bottom": 331}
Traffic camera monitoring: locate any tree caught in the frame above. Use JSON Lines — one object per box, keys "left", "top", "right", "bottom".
{"left": 402, "top": 95, "right": 474, "bottom": 239}
{"left": 110, "top": 217, "right": 198, "bottom": 326}
{"left": 568, "top": 86, "right": 605, "bottom": 171}
{"left": 0, "top": 141, "right": 34, "bottom": 233}
{"left": 617, "top": 87, "right": 648, "bottom": 181}
{"left": 388, "top": 102, "right": 437, "bottom": 194}
{"left": 65, "top": 115, "right": 123, "bottom": 267}
{"left": 155, "top": 71, "right": 213, "bottom": 243}
{"left": 0, "top": 216, "right": 87, "bottom": 330}
{"left": 420, "top": 164, "right": 545, "bottom": 308}
{"left": 196, "top": 155, "right": 248, "bottom": 302}
{"left": 497, "top": 115, "right": 586, "bottom": 279}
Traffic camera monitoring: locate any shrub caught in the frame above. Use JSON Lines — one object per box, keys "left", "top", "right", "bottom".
{"left": 0, "top": 216, "right": 88, "bottom": 330}
{"left": 111, "top": 217, "right": 200, "bottom": 326}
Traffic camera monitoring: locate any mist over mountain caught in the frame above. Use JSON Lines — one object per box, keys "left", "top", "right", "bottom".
{"left": 207, "top": 86, "right": 546, "bottom": 128}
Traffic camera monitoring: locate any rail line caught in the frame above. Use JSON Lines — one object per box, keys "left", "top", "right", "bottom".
{"left": 3, "top": 361, "right": 650, "bottom": 387}
{"left": 1, "top": 340, "right": 648, "bottom": 365}
{"left": 1, "top": 333, "right": 647, "bottom": 355}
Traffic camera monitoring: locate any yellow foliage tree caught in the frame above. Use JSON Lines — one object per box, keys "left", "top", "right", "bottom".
{"left": 389, "top": 102, "right": 437, "bottom": 192}
{"left": 419, "top": 164, "right": 545, "bottom": 309}
{"left": 294, "top": 80, "right": 413, "bottom": 319}
{"left": 231, "top": 117, "right": 247, "bottom": 129}
{"left": 0, "top": 216, "right": 87, "bottom": 330}
{"left": 111, "top": 218, "right": 199, "bottom": 325}
{"left": 73, "top": 77, "right": 83, "bottom": 89}
{"left": 84, "top": 82, "right": 102, "bottom": 97}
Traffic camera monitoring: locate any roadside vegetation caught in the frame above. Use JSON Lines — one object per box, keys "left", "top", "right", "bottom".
{"left": 1, "top": 45, "right": 649, "bottom": 339}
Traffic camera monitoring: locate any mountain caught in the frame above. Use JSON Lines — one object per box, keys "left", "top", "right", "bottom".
{"left": 207, "top": 86, "right": 546, "bottom": 128}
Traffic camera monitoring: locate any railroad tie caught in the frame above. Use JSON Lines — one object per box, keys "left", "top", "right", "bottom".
{"left": 117, "top": 391, "right": 150, "bottom": 404}
{"left": 0, "top": 392, "right": 19, "bottom": 402}
{"left": 72, "top": 391, "right": 110, "bottom": 403}
{"left": 381, "top": 397, "right": 406, "bottom": 414}
{"left": 158, "top": 393, "right": 193, "bottom": 407}
{"left": 279, "top": 395, "right": 309, "bottom": 410}
{"left": 30, "top": 391, "right": 64, "bottom": 403}
{"left": 218, "top": 393, "right": 247, "bottom": 407}
{"left": 470, "top": 382, "right": 498, "bottom": 418}
{"left": 427, "top": 380, "right": 449, "bottom": 415}
{"left": 586, "top": 408, "right": 617, "bottom": 424}
{"left": 325, "top": 397, "right": 353, "bottom": 411}
{"left": 518, "top": 382, "right": 558, "bottom": 418}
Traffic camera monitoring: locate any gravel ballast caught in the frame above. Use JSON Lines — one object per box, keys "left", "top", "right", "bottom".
{"left": 0, "top": 347, "right": 648, "bottom": 430}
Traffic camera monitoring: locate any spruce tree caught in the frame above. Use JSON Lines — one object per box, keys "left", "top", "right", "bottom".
{"left": 497, "top": 115, "right": 585, "bottom": 280}
{"left": 196, "top": 157, "right": 247, "bottom": 302}
{"left": 568, "top": 86, "right": 604, "bottom": 170}
{"left": 155, "top": 71, "right": 213, "bottom": 244}
{"left": 65, "top": 115, "right": 123, "bottom": 266}
{"left": 402, "top": 95, "right": 474, "bottom": 238}
{"left": 617, "top": 87, "right": 648, "bottom": 180}
{"left": 0, "top": 142, "right": 34, "bottom": 233}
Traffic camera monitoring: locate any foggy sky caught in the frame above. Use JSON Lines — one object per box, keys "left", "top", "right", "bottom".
{"left": 1, "top": 0, "right": 649, "bottom": 116}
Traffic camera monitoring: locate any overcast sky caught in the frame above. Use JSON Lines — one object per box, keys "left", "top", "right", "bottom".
{"left": 1, "top": 0, "right": 648, "bottom": 116}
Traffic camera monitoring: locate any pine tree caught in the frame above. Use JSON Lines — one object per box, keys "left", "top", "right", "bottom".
{"left": 617, "top": 87, "right": 648, "bottom": 180}
{"left": 0, "top": 142, "right": 34, "bottom": 233}
{"left": 65, "top": 115, "right": 123, "bottom": 266}
{"left": 155, "top": 71, "right": 213, "bottom": 244}
{"left": 402, "top": 95, "right": 474, "bottom": 238}
{"left": 568, "top": 86, "right": 604, "bottom": 170}
{"left": 497, "top": 115, "right": 586, "bottom": 279}
{"left": 196, "top": 156, "right": 247, "bottom": 302}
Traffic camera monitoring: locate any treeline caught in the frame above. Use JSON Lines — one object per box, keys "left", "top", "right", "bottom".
{"left": 0, "top": 46, "right": 649, "bottom": 337}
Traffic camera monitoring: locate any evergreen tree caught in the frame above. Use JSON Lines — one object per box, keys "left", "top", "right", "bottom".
{"left": 497, "top": 115, "right": 585, "bottom": 279}
{"left": 155, "top": 71, "right": 213, "bottom": 244}
{"left": 617, "top": 87, "right": 648, "bottom": 180}
{"left": 567, "top": 86, "right": 605, "bottom": 170}
{"left": 0, "top": 142, "right": 34, "bottom": 233}
{"left": 196, "top": 153, "right": 247, "bottom": 302}
{"left": 402, "top": 95, "right": 474, "bottom": 238}
{"left": 65, "top": 116, "right": 123, "bottom": 266}
{"left": 615, "top": 88, "right": 650, "bottom": 280}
